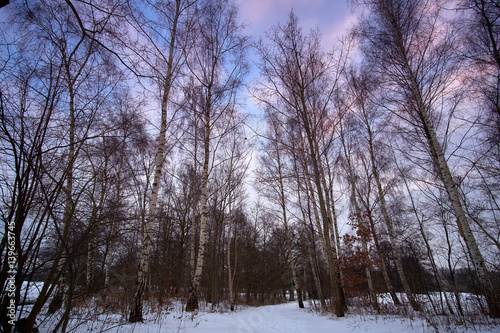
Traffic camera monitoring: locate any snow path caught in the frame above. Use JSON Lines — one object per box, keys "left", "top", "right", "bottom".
{"left": 120, "top": 302, "right": 429, "bottom": 333}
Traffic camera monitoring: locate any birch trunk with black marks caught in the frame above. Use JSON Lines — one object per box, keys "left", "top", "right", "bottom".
{"left": 129, "top": 1, "right": 181, "bottom": 322}
{"left": 367, "top": 127, "right": 420, "bottom": 311}
{"left": 185, "top": 108, "right": 210, "bottom": 312}
{"left": 360, "top": 0, "right": 499, "bottom": 317}
{"left": 275, "top": 138, "right": 304, "bottom": 308}
{"left": 227, "top": 194, "right": 235, "bottom": 311}
{"left": 419, "top": 106, "right": 499, "bottom": 317}
{"left": 295, "top": 163, "right": 327, "bottom": 312}
{"left": 409, "top": 72, "right": 499, "bottom": 317}
{"left": 340, "top": 125, "right": 379, "bottom": 312}
{"left": 302, "top": 157, "right": 344, "bottom": 316}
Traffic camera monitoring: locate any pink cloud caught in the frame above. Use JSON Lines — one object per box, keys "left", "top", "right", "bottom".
{"left": 237, "top": 0, "right": 327, "bottom": 32}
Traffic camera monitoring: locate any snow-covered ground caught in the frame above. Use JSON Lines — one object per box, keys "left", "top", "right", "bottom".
{"left": 32, "top": 300, "right": 499, "bottom": 333}
{"left": 16, "top": 285, "right": 499, "bottom": 332}
{"left": 150, "top": 302, "right": 427, "bottom": 333}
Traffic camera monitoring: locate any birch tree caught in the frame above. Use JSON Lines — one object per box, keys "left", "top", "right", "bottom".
{"left": 340, "top": 67, "right": 420, "bottom": 311}
{"left": 258, "top": 113, "right": 304, "bottom": 308}
{"left": 184, "top": 0, "right": 248, "bottom": 311}
{"left": 0, "top": 2, "right": 124, "bottom": 331}
{"left": 127, "top": 0, "right": 196, "bottom": 323}
{"left": 356, "top": 0, "right": 500, "bottom": 317}
{"left": 254, "top": 11, "right": 348, "bottom": 316}
{"left": 459, "top": 0, "right": 500, "bottom": 262}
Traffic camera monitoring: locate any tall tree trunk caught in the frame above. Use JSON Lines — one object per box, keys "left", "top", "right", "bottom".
{"left": 414, "top": 88, "right": 500, "bottom": 317}
{"left": 227, "top": 193, "right": 236, "bottom": 311}
{"left": 47, "top": 78, "right": 78, "bottom": 316}
{"left": 296, "top": 168, "right": 326, "bottom": 312}
{"left": 364, "top": 122, "right": 420, "bottom": 311}
{"left": 297, "top": 127, "right": 345, "bottom": 316}
{"left": 378, "top": 0, "right": 500, "bottom": 315}
{"left": 129, "top": 1, "right": 180, "bottom": 322}
{"left": 303, "top": 161, "right": 344, "bottom": 316}
{"left": 185, "top": 110, "right": 210, "bottom": 312}
{"left": 340, "top": 127, "right": 379, "bottom": 312}
{"left": 275, "top": 138, "right": 304, "bottom": 308}
{"left": 190, "top": 122, "right": 199, "bottom": 283}
{"left": 363, "top": 203, "right": 401, "bottom": 306}
{"left": 319, "top": 166, "right": 347, "bottom": 310}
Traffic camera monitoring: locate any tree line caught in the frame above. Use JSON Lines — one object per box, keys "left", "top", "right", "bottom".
{"left": 0, "top": 0, "right": 499, "bottom": 332}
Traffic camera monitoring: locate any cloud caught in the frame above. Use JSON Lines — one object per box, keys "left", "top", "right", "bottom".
{"left": 238, "top": 0, "right": 275, "bottom": 23}
{"left": 323, "top": 11, "right": 359, "bottom": 47}
{"left": 237, "top": 0, "right": 328, "bottom": 36}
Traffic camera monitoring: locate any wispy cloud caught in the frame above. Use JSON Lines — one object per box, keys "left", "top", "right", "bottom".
{"left": 238, "top": 0, "right": 325, "bottom": 25}
{"left": 237, "top": 0, "right": 353, "bottom": 48}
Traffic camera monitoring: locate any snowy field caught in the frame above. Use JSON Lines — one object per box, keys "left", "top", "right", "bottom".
{"left": 28, "top": 300, "right": 498, "bottom": 333}
{"left": 16, "top": 283, "right": 499, "bottom": 333}
{"left": 34, "top": 302, "right": 426, "bottom": 333}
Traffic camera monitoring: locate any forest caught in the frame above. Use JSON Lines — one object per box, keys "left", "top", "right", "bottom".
{"left": 0, "top": 0, "right": 499, "bottom": 332}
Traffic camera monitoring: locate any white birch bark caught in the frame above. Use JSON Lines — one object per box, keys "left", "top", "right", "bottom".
{"left": 368, "top": 0, "right": 500, "bottom": 315}
{"left": 129, "top": 1, "right": 181, "bottom": 322}
{"left": 303, "top": 160, "right": 344, "bottom": 315}
{"left": 185, "top": 111, "right": 210, "bottom": 312}
{"left": 367, "top": 128, "right": 421, "bottom": 311}
{"left": 396, "top": 32, "right": 500, "bottom": 316}
{"left": 227, "top": 191, "right": 236, "bottom": 311}
{"left": 340, "top": 121, "right": 379, "bottom": 312}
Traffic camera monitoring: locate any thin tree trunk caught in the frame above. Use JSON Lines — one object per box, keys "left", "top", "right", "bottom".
{"left": 190, "top": 121, "right": 199, "bottom": 283}
{"left": 47, "top": 79, "right": 77, "bottom": 316}
{"left": 365, "top": 205, "right": 401, "bottom": 306}
{"left": 86, "top": 240, "right": 94, "bottom": 288}
{"left": 397, "top": 161, "right": 452, "bottom": 314}
{"left": 372, "top": 160, "right": 420, "bottom": 312}
{"left": 386, "top": 9, "right": 500, "bottom": 315}
{"left": 303, "top": 163, "right": 343, "bottom": 315}
{"left": 297, "top": 130, "right": 345, "bottom": 316}
{"left": 296, "top": 168, "right": 326, "bottom": 312}
{"left": 319, "top": 166, "right": 347, "bottom": 310}
{"left": 443, "top": 214, "right": 464, "bottom": 316}
{"left": 352, "top": 195, "right": 379, "bottom": 313}
{"left": 340, "top": 127, "right": 379, "bottom": 312}
{"left": 366, "top": 126, "right": 420, "bottom": 312}
{"left": 227, "top": 193, "right": 235, "bottom": 311}
{"left": 305, "top": 206, "right": 327, "bottom": 312}
{"left": 104, "top": 242, "right": 113, "bottom": 289}
{"left": 274, "top": 138, "right": 304, "bottom": 308}
{"left": 129, "top": 1, "right": 180, "bottom": 322}
{"left": 186, "top": 110, "right": 210, "bottom": 312}
{"left": 190, "top": 207, "right": 197, "bottom": 281}
{"left": 284, "top": 221, "right": 304, "bottom": 308}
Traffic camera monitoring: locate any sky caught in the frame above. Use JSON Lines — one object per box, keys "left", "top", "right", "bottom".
{"left": 234, "top": 0, "right": 359, "bottom": 126}
{"left": 233, "top": 0, "right": 359, "bottom": 216}
{"left": 236, "top": 0, "right": 357, "bottom": 47}
{"left": 234, "top": 0, "right": 359, "bottom": 116}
